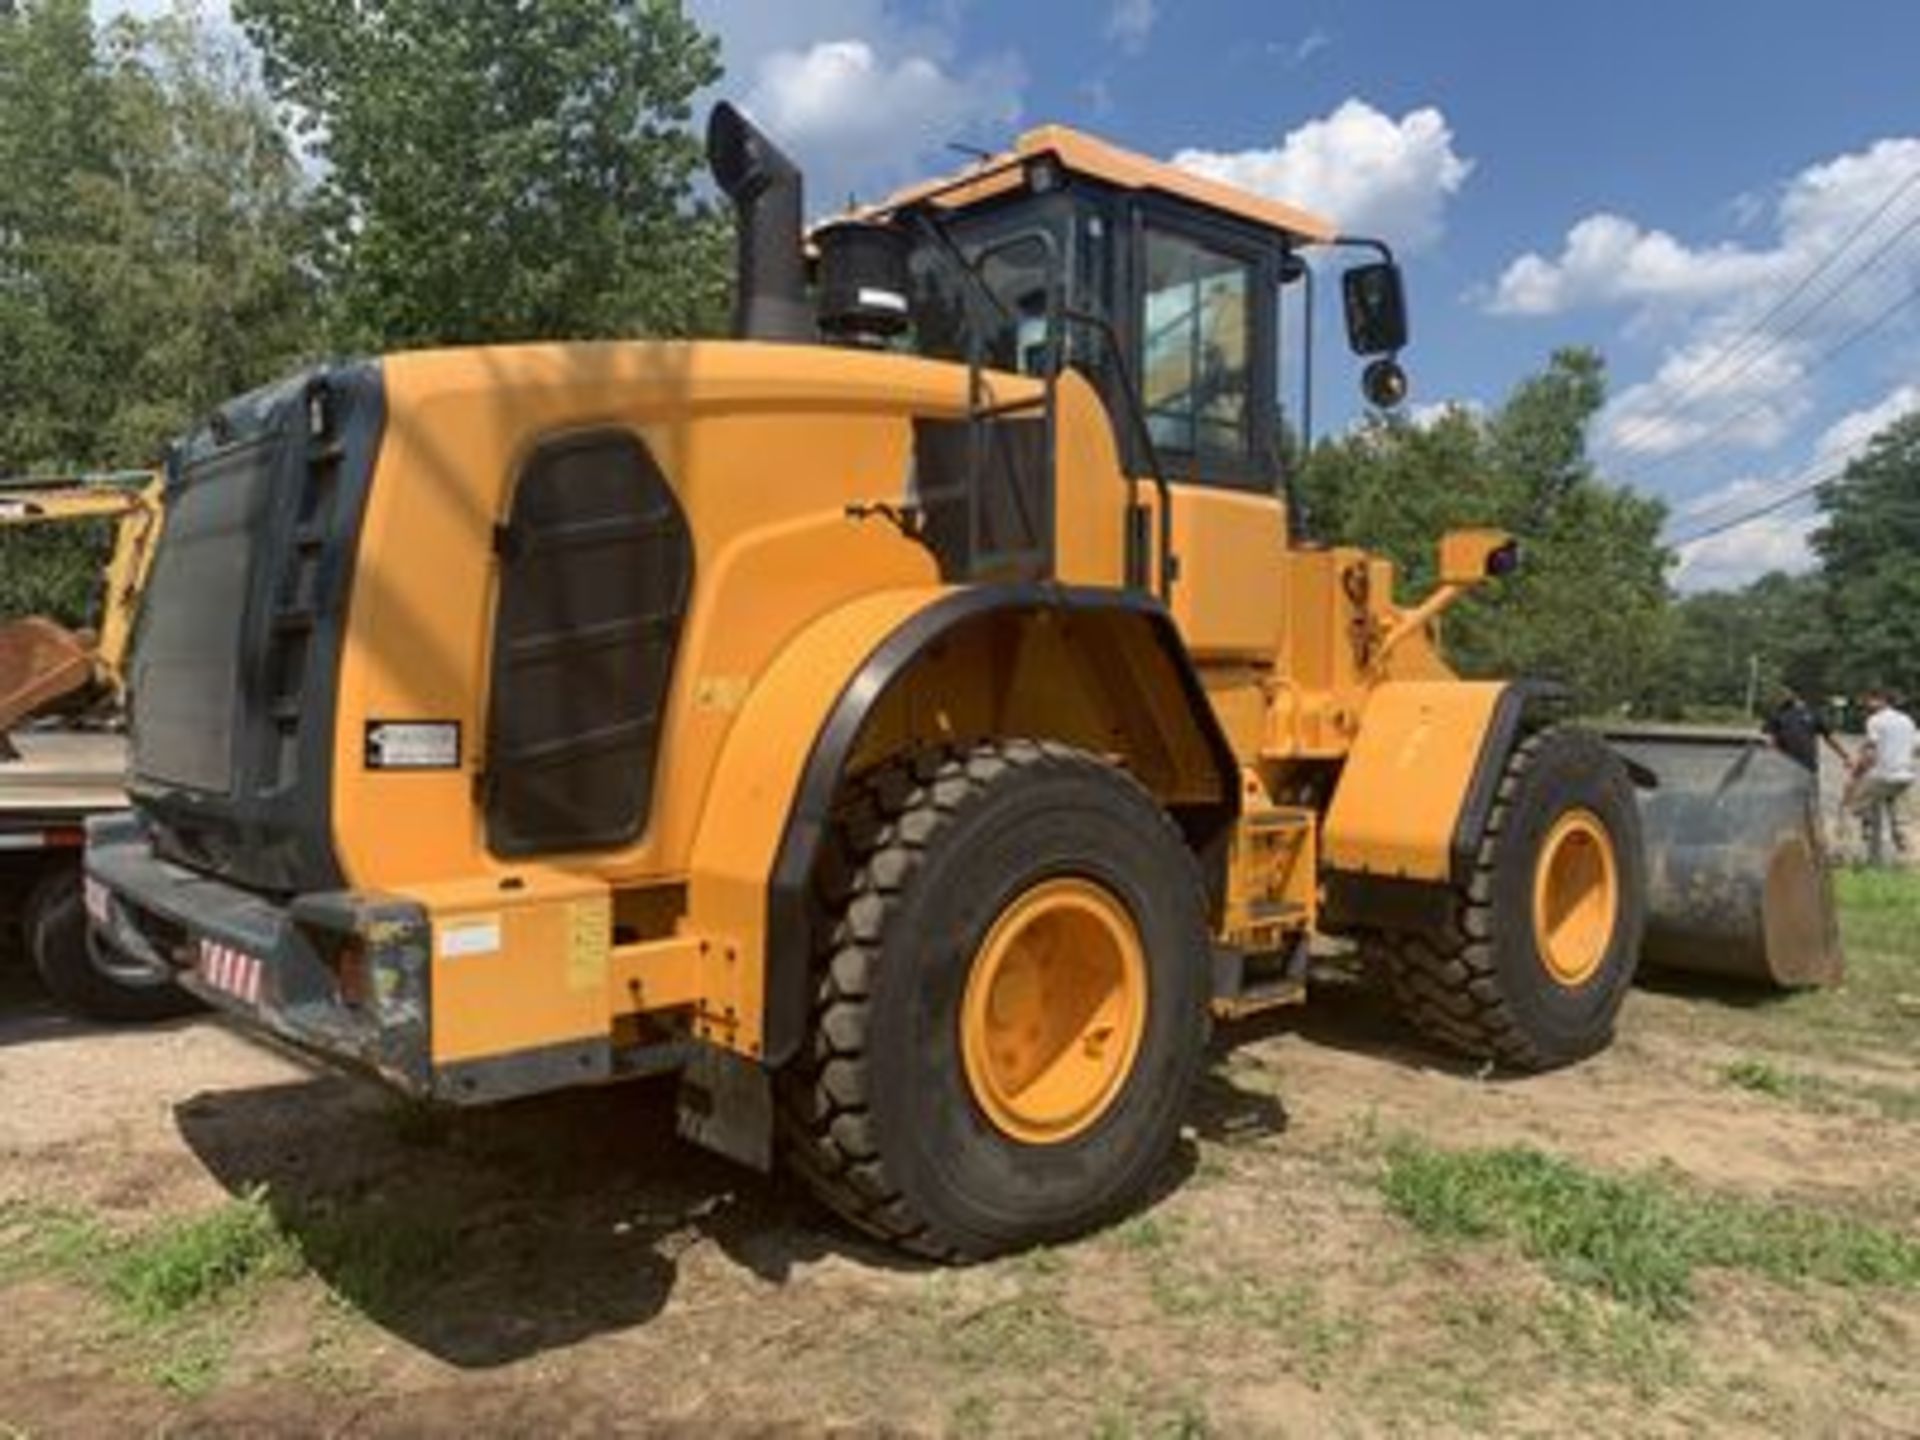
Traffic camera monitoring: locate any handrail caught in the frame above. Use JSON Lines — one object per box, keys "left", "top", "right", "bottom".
{"left": 1055, "top": 306, "right": 1175, "bottom": 601}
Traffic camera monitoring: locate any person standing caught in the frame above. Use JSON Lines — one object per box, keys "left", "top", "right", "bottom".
{"left": 1762, "top": 685, "right": 1850, "bottom": 777}
{"left": 1849, "top": 690, "right": 1916, "bottom": 866}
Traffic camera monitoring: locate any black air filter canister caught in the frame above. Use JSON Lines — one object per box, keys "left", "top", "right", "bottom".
{"left": 814, "top": 220, "right": 913, "bottom": 346}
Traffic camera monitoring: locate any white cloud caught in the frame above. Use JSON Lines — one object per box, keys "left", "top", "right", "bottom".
{"left": 744, "top": 39, "right": 1022, "bottom": 205}
{"left": 1671, "top": 504, "right": 1818, "bottom": 592}
{"left": 1596, "top": 339, "right": 1808, "bottom": 457}
{"left": 1408, "top": 399, "right": 1484, "bottom": 430}
{"left": 1290, "top": 29, "right": 1333, "bottom": 66}
{"left": 1488, "top": 214, "right": 1788, "bottom": 317}
{"left": 1809, "top": 381, "right": 1920, "bottom": 471}
{"left": 690, "top": 0, "right": 1024, "bottom": 207}
{"left": 1670, "top": 383, "right": 1920, "bottom": 590}
{"left": 1500, "top": 135, "right": 1920, "bottom": 461}
{"left": 1172, "top": 100, "right": 1474, "bottom": 251}
{"left": 1491, "top": 138, "right": 1920, "bottom": 319}
{"left": 1106, "top": 0, "right": 1156, "bottom": 53}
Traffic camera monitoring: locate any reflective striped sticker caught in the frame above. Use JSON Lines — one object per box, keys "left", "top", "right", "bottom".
{"left": 197, "top": 939, "right": 263, "bottom": 1005}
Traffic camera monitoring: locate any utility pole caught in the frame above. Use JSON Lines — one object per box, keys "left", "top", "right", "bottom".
{"left": 1744, "top": 653, "right": 1760, "bottom": 718}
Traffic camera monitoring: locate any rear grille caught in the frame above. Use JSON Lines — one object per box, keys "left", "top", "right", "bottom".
{"left": 128, "top": 363, "right": 385, "bottom": 895}
{"left": 484, "top": 430, "right": 692, "bottom": 856}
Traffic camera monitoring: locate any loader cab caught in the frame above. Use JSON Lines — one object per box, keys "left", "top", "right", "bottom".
{"left": 706, "top": 101, "right": 1411, "bottom": 607}
{"left": 896, "top": 181, "right": 1286, "bottom": 494}
{"left": 844, "top": 127, "right": 1412, "bottom": 494}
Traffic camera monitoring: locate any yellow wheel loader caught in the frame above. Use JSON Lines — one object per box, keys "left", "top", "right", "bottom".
{"left": 86, "top": 106, "right": 1838, "bottom": 1257}
{"left": 2, "top": 477, "right": 198, "bottom": 1019}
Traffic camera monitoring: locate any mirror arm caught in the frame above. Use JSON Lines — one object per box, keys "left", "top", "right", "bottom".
{"left": 1373, "top": 582, "right": 1466, "bottom": 671}
{"left": 1334, "top": 234, "right": 1398, "bottom": 267}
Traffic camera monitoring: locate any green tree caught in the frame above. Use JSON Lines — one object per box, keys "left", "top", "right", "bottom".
{"left": 1811, "top": 409, "right": 1920, "bottom": 700}
{"left": 1651, "top": 572, "right": 1832, "bottom": 720}
{"left": 235, "top": 0, "right": 730, "bottom": 350}
{"left": 0, "top": 1, "right": 313, "bottom": 471}
{"left": 1, "top": 1, "right": 313, "bottom": 621}
{"left": 1297, "top": 349, "right": 1675, "bottom": 713}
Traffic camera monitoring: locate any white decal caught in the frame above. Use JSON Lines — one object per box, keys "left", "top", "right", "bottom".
{"left": 439, "top": 918, "right": 502, "bottom": 959}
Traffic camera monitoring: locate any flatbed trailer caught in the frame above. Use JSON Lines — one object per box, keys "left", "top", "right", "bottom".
{"left": 1, "top": 726, "right": 193, "bottom": 1018}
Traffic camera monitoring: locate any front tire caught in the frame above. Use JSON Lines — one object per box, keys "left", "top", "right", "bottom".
{"left": 27, "top": 866, "right": 202, "bottom": 1023}
{"left": 776, "top": 740, "right": 1212, "bottom": 1260}
{"left": 1377, "top": 727, "right": 1646, "bottom": 1071}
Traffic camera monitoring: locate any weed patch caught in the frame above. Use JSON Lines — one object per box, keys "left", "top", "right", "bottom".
{"left": 1380, "top": 1142, "right": 1920, "bottom": 1317}
{"left": 937, "top": 1286, "right": 1090, "bottom": 1371}
{"left": 0, "top": 1200, "right": 116, "bottom": 1284}
{"left": 108, "top": 1189, "right": 300, "bottom": 1322}
{"left": 1721, "top": 1056, "right": 1920, "bottom": 1123}
{"left": 295, "top": 1205, "right": 460, "bottom": 1312}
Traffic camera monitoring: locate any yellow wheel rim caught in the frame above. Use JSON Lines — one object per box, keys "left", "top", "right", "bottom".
{"left": 960, "top": 877, "right": 1149, "bottom": 1145}
{"left": 1531, "top": 808, "right": 1620, "bottom": 987}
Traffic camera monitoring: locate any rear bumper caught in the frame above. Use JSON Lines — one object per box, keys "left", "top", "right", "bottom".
{"left": 85, "top": 811, "right": 436, "bottom": 1095}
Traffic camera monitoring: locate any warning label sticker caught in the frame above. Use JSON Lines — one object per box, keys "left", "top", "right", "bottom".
{"left": 365, "top": 721, "right": 461, "bottom": 770}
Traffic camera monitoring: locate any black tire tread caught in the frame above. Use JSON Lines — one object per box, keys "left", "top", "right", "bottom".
{"left": 26, "top": 865, "right": 200, "bottom": 1023}
{"left": 1378, "top": 728, "right": 1571, "bottom": 1072}
{"left": 774, "top": 738, "right": 1195, "bottom": 1259}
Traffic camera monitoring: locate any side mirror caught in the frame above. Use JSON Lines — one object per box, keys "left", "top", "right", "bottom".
{"left": 1342, "top": 261, "right": 1408, "bottom": 357}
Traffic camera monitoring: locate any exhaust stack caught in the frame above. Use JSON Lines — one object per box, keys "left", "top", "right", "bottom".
{"left": 706, "top": 102, "right": 813, "bottom": 343}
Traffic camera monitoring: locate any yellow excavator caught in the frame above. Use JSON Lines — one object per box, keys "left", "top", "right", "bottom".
{"left": 0, "top": 477, "right": 159, "bottom": 738}
{"left": 1, "top": 477, "right": 196, "bottom": 1018}
{"left": 86, "top": 106, "right": 1838, "bottom": 1256}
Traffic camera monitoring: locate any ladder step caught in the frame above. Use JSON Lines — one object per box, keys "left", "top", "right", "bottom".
{"left": 1243, "top": 810, "right": 1310, "bottom": 833}
{"left": 1212, "top": 976, "right": 1307, "bottom": 1021}
{"left": 1245, "top": 898, "right": 1306, "bottom": 923}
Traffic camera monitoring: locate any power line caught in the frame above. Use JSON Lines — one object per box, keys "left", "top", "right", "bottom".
{"left": 1667, "top": 470, "right": 1834, "bottom": 548}
{"left": 1608, "top": 166, "right": 1920, "bottom": 455}
{"left": 1618, "top": 278, "right": 1920, "bottom": 488}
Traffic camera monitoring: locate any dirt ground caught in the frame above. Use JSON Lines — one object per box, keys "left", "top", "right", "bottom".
{"left": 2, "top": 877, "right": 1918, "bottom": 1438}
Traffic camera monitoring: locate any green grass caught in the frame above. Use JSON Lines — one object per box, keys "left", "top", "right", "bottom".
{"left": 1380, "top": 1141, "right": 1920, "bottom": 1318}
{"left": 1785, "top": 870, "right": 1920, "bottom": 1052}
{"left": 294, "top": 1205, "right": 460, "bottom": 1312}
{"left": 1122, "top": 1236, "right": 1364, "bottom": 1379}
{"left": 1656, "top": 869, "right": 1920, "bottom": 1062}
{"left": 1834, "top": 867, "right": 1920, "bottom": 956}
{"left": 1720, "top": 1057, "right": 1802, "bottom": 1100}
{"left": 107, "top": 1188, "right": 300, "bottom": 1322}
{"left": 0, "top": 1201, "right": 116, "bottom": 1284}
{"left": 0, "top": 1183, "right": 472, "bottom": 1401}
{"left": 0, "top": 1192, "right": 304, "bottom": 1396}
{"left": 1721, "top": 1055, "right": 1920, "bottom": 1122}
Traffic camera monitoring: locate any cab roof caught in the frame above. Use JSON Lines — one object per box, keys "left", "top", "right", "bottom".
{"left": 863, "top": 124, "right": 1340, "bottom": 245}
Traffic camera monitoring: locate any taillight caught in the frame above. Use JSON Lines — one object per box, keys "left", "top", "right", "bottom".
{"left": 331, "top": 939, "right": 371, "bottom": 1008}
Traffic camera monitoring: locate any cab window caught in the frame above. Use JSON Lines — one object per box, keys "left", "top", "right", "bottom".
{"left": 1141, "top": 229, "right": 1253, "bottom": 460}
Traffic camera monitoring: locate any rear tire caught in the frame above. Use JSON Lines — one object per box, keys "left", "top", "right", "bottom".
{"left": 1376, "top": 727, "right": 1646, "bottom": 1071}
{"left": 776, "top": 740, "right": 1212, "bottom": 1260}
{"left": 27, "top": 866, "right": 202, "bottom": 1023}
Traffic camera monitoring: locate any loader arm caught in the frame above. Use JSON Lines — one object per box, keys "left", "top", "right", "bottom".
{"left": 0, "top": 477, "right": 163, "bottom": 715}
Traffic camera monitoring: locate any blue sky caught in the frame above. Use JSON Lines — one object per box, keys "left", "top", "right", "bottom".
{"left": 689, "top": 0, "right": 1920, "bottom": 589}
{"left": 109, "top": 1, "right": 1920, "bottom": 591}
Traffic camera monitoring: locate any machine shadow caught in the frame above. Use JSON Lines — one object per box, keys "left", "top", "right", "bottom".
{"left": 1230, "top": 961, "right": 1491, "bottom": 1076}
{"left": 172, "top": 1071, "right": 922, "bottom": 1369}
{"left": 1630, "top": 964, "right": 1800, "bottom": 1011}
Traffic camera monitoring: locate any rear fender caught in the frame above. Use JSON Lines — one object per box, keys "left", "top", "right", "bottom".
{"left": 683, "top": 584, "right": 1240, "bottom": 1068}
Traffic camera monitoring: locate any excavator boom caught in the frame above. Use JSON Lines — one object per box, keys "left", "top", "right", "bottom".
{"left": 0, "top": 477, "right": 162, "bottom": 737}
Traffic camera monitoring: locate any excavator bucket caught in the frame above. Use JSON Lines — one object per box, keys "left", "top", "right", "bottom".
{"left": 1603, "top": 725, "right": 1844, "bottom": 988}
{"left": 0, "top": 616, "right": 96, "bottom": 746}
